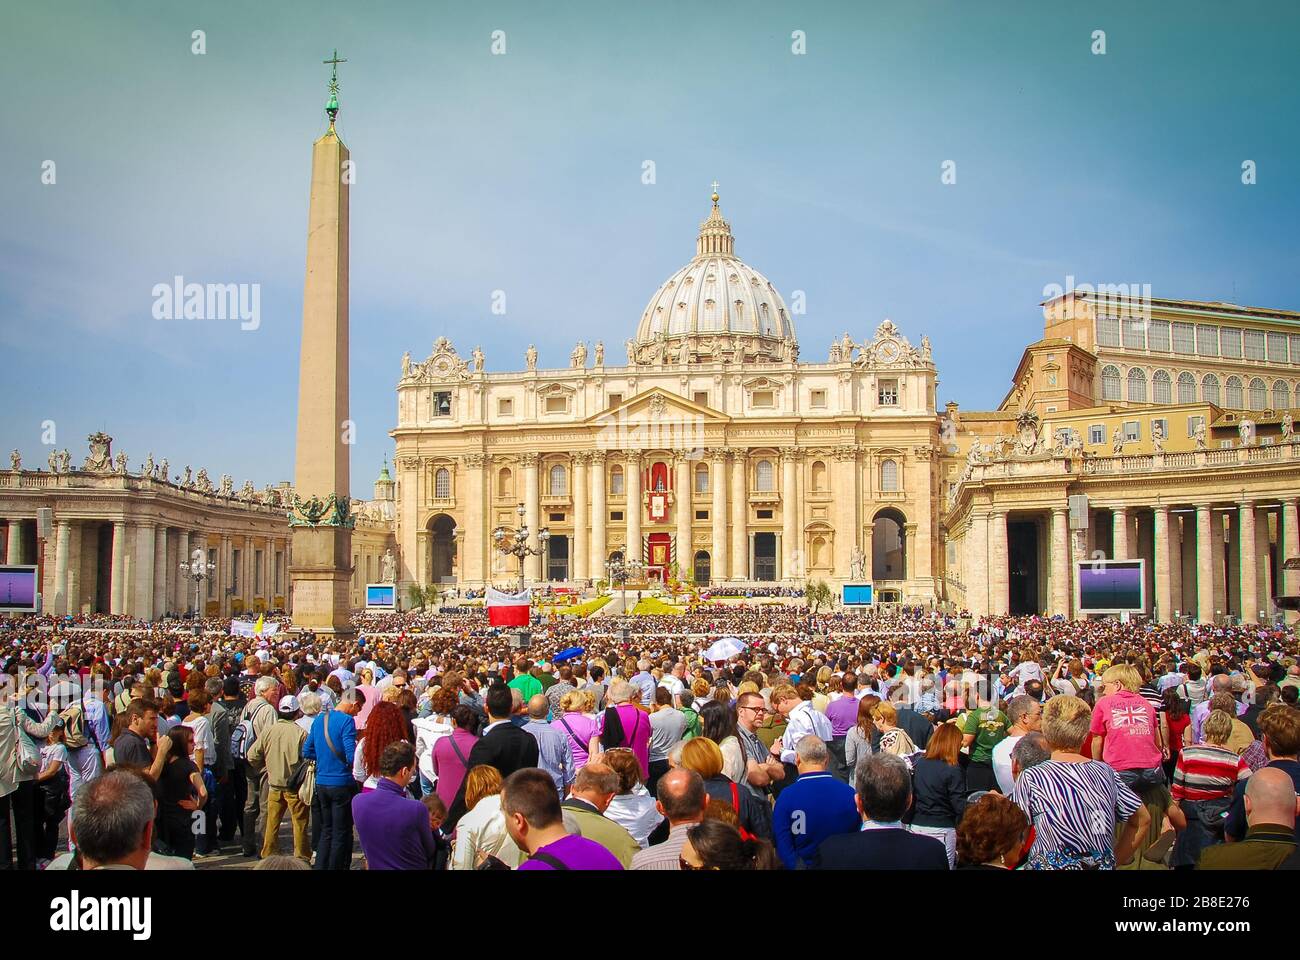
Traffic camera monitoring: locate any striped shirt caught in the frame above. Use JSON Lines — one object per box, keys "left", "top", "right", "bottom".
{"left": 630, "top": 822, "right": 694, "bottom": 871}
{"left": 1012, "top": 759, "right": 1142, "bottom": 870}
{"left": 1171, "top": 744, "right": 1250, "bottom": 802}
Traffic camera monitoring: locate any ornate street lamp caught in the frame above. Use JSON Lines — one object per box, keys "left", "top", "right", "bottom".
{"left": 605, "top": 555, "right": 645, "bottom": 614}
{"left": 492, "top": 502, "right": 549, "bottom": 594}
{"left": 179, "top": 547, "right": 216, "bottom": 626}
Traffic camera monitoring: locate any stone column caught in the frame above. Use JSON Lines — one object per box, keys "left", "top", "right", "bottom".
{"left": 781, "top": 450, "right": 798, "bottom": 582}
{"left": 1168, "top": 513, "right": 1183, "bottom": 619}
{"left": 5, "top": 520, "right": 22, "bottom": 564}
{"left": 989, "top": 511, "right": 1009, "bottom": 616}
{"left": 1052, "top": 507, "right": 1070, "bottom": 618}
{"left": 730, "top": 450, "right": 747, "bottom": 580}
{"left": 175, "top": 529, "right": 189, "bottom": 614}
{"left": 966, "top": 511, "right": 989, "bottom": 618}
{"left": 571, "top": 453, "right": 588, "bottom": 584}
{"left": 522, "top": 454, "right": 541, "bottom": 581}
{"left": 1211, "top": 509, "right": 1226, "bottom": 619}
{"left": 153, "top": 527, "right": 168, "bottom": 618}
{"left": 1196, "top": 505, "right": 1215, "bottom": 624}
{"left": 710, "top": 449, "right": 728, "bottom": 584}
{"left": 464, "top": 454, "right": 486, "bottom": 586}
{"left": 53, "top": 519, "right": 71, "bottom": 616}
{"left": 218, "top": 534, "right": 231, "bottom": 616}
{"left": 1284, "top": 499, "right": 1300, "bottom": 624}
{"left": 108, "top": 520, "right": 127, "bottom": 615}
{"left": 135, "top": 523, "right": 156, "bottom": 620}
{"left": 245, "top": 536, "right": 256, "bottom": 607}
{"left": 1112, "top": 507, "right": 1130, "bottom": 560}
{"left": 589, "top": 452, "right": 607, "bottom": 581}
{"left": 1239, "top": 501, "right": 1258, "bottom": 623}
{"left": 674, "top": 452, "right": 691, "bottom": 579}
{"left": 1153, "top": 507, "right": 1173, "bottom": 622}
{"left": 1255, "top": 509, "right": 1272, "bottom": 615}
{"left": 625, "top": 451, "right": 642, "bottom": 568}
{"left": 832, "top": 446, "right": 858, "bottom": 579}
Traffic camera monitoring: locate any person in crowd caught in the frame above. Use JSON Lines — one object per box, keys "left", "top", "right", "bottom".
{"left": 960, "top": 695, "right": 1010, "bottom": 793}
{"left": 735, "top": 690, "right": 783, "bottom": 831}
{"left": 552, "top": 690, "right": 598, "bottom": 769}
{"left": 773, "top": 735, "right": 859, "bottom": 869}
{"left": 156, "top": 725, "right": 207, "bottom": 860}
{"left": 1013, "top": 694, "right": 1149, "bottom": 869}
{"left": 770, "top": 683, "right": 832, "bottom": 771}
{"left": 301, "top": 685, "right": 361, "bottom": 870}
{"left": 1169, "top": 708, "right": 1251, "bottom": 868}
{"left": 445, "top": 683, "right": 540, "bottom": 829}
{"left": 66, "top": 768, "right": 178, "bottom": 871}
{"left": 647, "top": 686, "right": 687, "bottom": 796}
{"left": 872, "top": 701, "right": 918, "bottom": 757}
{"left": 1091, "top": 664, "right": 1167, "bottom": 790}
{"left": 560, "top": 761, "right": 641, "bottom": 867}
{"left": 844, "top": 695, "right": 878, "bottom": 787}
{"left": 700, "top": 698, "right": 745, "bottom": 783}
{"left": 1010, "top": 731, "right": 1052, "bottom": 786}
{"left": 450, "top": 764, "right": 520, "bottom": 869}
{"left": 907, "top": 722, "right": 967, "bottom": 867}
{"left": 238, "top": 675, "right": 280, "bottom": 858}
{"left": 431, "top": 703, "right": 479, "bottom": 813}
{"left": 523, "top": 693, "right": 574, "bottom": 797}
{"left": 602, "top": 746, "right": 664, "bottom": 846}
{"left": 411, "top": 685, "right": 454, "bottom": 796}
{"left": 680, "top": 818, "right": 779, "bottom": 870}
{"left": 679, "top": 737, "right": 769, "bottom": 841}
{"left": 631, "top": 768, "right": 708, "bottom": 870}
{"left": 993, "top": 695, "right": 1042, "bottom": 795}
{"left": 824, "top": 670, "right": 860, "bottom": 782}
{"left": 352, "top": 740, "right": 438, "bottom": 869}
{"left": 507, "top": 658, "right": 542, "bottom": 702}
{"left": 1160, "top": 688, "right": 1191, "bottom": 783}
{"left": 1197, "top": 767, "right": 1298, "bottom": 870}
{"left": 590, "top": 679, "right": 652, "bottom": 780}
{"left": 814, "top": 752, "right": 950, "bottom": 870}
{"left": 503, "top": 768, "right": 624, "bottom": 870}
{"left": 354, "top": 700, "right": 408, "bottom": 791}
{"left": 1224, "top": 703, "right": 1300, "bottom": 844}
{"left": 955, "top": 792, "right": 1031, "bottom": 870}
{"left": 247, "top": 695, "right": 310, "bottom": 862}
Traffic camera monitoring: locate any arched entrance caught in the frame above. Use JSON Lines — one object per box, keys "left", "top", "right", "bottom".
{"left": 693, "top": 550, "right": 711, "bottom": 585}
{"left": 872, "top": 509, "right": 906, "bottom": 583}
{"left": 429, "top": 514, "right": 457, "bottom": 583}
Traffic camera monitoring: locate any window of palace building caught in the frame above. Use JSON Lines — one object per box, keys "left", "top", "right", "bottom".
{"left": 610, "top": 510, "right": 624, "bottom": 521}
{"left": 695, "top": 510, "right": 709, "bottom": 520}
{"left": 752, "top": 389, "right": 775, "bottom": 409}
{"left": 1123, "top": 420, "right": 1140, "bottom": 442}
{"left": 433, "top": 391, "right": 452, "bottom": 416}
{"left": 878, "top": 379, "right": 899, "bottom": 405}
{"left": 607, "top": 393, "right": 622, "bottom": 408}
{"left": 1187, "top": 415, "right": 1205, "bottom": 437}
{"left": 609, "top": 465, "right": 624, "bottom": 495}
{"left": 810, "top": 388, "right": 827, "bottom": 408}
{"left": 498, "top": 397, "right": 514, "bottom": 416}
{"left": 693, "top": 391, "right": 709, "bottom": 407}
{"left": 1089, "top": 424, "right": 1104, "bottom": 444}
{"left": 545, "top": 395, "right": 568, "bottom": 414}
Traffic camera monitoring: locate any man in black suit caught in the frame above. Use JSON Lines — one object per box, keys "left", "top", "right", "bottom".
{"left": 444, "top": 683, "right": 541, "bottom": 830}
{"left": 814, "top": 752, "right": 950, "bottom": 870}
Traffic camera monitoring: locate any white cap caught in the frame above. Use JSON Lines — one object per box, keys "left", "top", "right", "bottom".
{"left": 278, "top": 695, "right": 300, "bottom": 713}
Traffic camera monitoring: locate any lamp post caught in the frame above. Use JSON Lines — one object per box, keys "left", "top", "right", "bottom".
{"left": 492, "top": 502, "right": 549, "bottom": 594}
{"left": 179, "top": 547, "right": 215, "bottom": 625}
{"left": 605, "top": 555, "right": 645, "bottom": 614}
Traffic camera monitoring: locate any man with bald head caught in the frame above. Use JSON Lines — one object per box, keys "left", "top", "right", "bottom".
{"left": 631, "top": 768, "right": 708, "bottom": 870}
{"left": 1198, "top": 767, "right": 1298, "bottom": 869}
{"left": 523, "top": 693, "right": 575, "bottom": 796}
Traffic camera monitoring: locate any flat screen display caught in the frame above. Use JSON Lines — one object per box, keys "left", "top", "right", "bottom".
{"left": 842, "top": 583, "right": 873, "bottom": 606}
{"left": 1077, "top": 560, "right": 1145, "bottom": 613}
{"left": 366, "top": 584, "right": 396, "bottom": 608}
{"left": 0, "top": 566, "right": 38, "bottom": 613}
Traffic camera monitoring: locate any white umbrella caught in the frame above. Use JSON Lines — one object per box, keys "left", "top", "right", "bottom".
{"left": 703, "top": 637, "right": 746, "bottom": 662}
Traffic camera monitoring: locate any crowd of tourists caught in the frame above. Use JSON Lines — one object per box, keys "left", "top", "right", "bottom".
{"left": 2, "top": 605, "right": 1298, "bottom": 871}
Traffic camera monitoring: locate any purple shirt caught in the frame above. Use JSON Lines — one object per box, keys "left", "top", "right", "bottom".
{"left": 518, "top": 833, "right": 624, "bottom": 871}
{"left": 825, "top": 694, "right": 862, "bottom": 738}
{"left": 431, "top": 728, "right": 480, "bottom": 810}
{"left": 551, "top": 712, "right": 598, "bottom": 767}
{"left": 595, "top": 704, "right": 651, "bottom": 780}
{"left": 351, "top": 778, "right": 438, "bottom": 870}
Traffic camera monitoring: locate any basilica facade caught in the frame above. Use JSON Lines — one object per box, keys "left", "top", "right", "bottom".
{"left": 390, "top": 194, "right": 943, "bottom": 602}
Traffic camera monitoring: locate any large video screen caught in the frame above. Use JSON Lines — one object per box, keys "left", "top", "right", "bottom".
{"left": 0, "top": 565, "right": 38, "bottom": 613}
{"left": 1077, "top": 560, "right": 1145, "bottom": 613}
{"left": 842, "top": 583, "right": 874, "bottom": 606}
{"left": 366, "top": 583, "right": 396, "bottom": 609}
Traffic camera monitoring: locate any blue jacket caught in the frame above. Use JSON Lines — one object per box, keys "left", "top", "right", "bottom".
{"left": 773, "top": 771, "right": 860, "bottom": 869}
{"left": 302, "top": 709, "right": 357, "bottom": 787}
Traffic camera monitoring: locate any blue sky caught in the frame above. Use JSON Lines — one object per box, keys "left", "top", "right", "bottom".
{"left": 3, "top": 0, "right": 1298, "bottom": 496}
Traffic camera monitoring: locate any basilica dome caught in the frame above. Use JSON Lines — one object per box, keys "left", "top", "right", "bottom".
{"left": 632, "top": 192, "right": 797, "bottom": 365}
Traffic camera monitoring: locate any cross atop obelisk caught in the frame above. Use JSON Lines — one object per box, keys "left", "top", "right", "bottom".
{"left": 323, "top": 49, "right": 347, "bottom": 127}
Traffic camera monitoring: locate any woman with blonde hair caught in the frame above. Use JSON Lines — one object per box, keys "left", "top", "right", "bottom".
{"left": 1012, "top": 694, "right": 1149, "bottom": 869}
{"left": 449, "top": 765, "right": 521, "bottom": 869}
{"left": 873, "top": 702, "right": 918, "bottom": 757}
{"left": 679, "top": 737, "right": 770, "bottom": 839}
{"left": 1091, "top": 663, "right": 1166, "bottom": 791}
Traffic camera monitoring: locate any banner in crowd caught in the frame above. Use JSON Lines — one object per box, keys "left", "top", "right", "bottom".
{"left": 230, "top": 616, "right": 279, "bottom": 638}
{"left": 486, "top": 586, "right": 531, "bottom": 626}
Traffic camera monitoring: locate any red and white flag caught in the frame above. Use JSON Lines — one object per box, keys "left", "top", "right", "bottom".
{"left": 486, "top": 586, "right": 531, "bottom": 627}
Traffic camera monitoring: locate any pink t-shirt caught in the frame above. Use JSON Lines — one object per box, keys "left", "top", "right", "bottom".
{"left": 1089, "top": 689, "right": 1162, "bottom": 771}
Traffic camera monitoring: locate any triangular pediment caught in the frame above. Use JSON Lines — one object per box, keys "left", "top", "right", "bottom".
{"left": 585, "top": 387, "right": 729, "bottom": 424}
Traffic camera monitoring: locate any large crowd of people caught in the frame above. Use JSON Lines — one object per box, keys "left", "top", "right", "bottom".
{"left": 2, "top": 604, "right": 1298, "bottom": 871}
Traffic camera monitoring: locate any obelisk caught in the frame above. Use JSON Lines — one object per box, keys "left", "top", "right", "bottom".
{"left": 289, "top": 51, "right": 354, "bottom": 638}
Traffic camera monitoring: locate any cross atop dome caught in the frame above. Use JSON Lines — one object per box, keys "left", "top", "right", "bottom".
{"left": 696, "top": 184, "right": 733, "bottom": 258}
